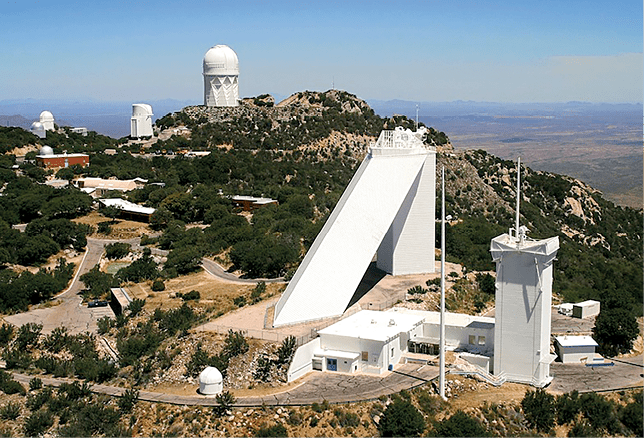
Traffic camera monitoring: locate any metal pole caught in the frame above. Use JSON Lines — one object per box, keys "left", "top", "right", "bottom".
{"left": 515, "top": 157, "right": 521, "bottom": 241}
{"left": 439, "top": 166, "right": 446, "bottom": 400}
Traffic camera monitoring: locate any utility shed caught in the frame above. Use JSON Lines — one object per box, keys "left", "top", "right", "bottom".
{"left": 110, "top": 287, "right": 132, "bottom": 316}
{"left": 316, "top": 310, "right": 425, "bottom": 375}
{"left": 572, "top": 300, "right": 600, "bottom": 319}
{"left": 554, "top": 335, "right": 598, "bottom": 363}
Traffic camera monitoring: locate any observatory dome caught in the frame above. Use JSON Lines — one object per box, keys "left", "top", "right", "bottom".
{"left": 39, "top": 145, "right": 54, "bottom": 156}
{"left": 39, "top": 111, "right": 55, "bottom": 131}
{"left": 198, "top": 366, "right": 223, "bottom": 395}
{"left": 132, "top": 103, "right": 153, "bottom": 117}
{"left": 30, "top": 122, "right": 46, "bottom": 139}
{"left": 39, "top": 111, "right": 54, "bottom": 122}
{"left": 203, "top": 45, "right": 239, "bottom": 76}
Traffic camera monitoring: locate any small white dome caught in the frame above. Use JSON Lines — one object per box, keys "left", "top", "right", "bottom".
{"left": 203, "top": 45, "right": 239, "bottom": 76}
{"left": 39, "top": 145, "right": 54, "bottom": 156}
{"left": 39, "top": 111, "right": 54, "bottom": 122}
{"left": 199, "top": 366, "right": 222, "bottom": 384}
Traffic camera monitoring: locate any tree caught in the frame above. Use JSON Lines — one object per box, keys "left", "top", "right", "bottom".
{"left": 432, "top": 410, "right": 489, "bottom": 437}
{"left": 593, "top": 308, "right": 639, "bottom": 357}
{"left": 80, "top": 267, "right": 116, "bottom": 299}
{"left": 521, "top": 388, "right": 555, "bottom": 433}
{"left": 104, "top": 242, "right": 131, "bottom": 260}
{"left": 378, "top": 398, "right": 425, "bottom": 437}
{"left": 163, "top": 246, "right": 204, "bottom": 276}
{"left": 476, "top": 273, "right": 495, "bottom": 295}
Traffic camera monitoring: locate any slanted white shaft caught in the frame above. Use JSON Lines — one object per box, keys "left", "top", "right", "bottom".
{"left": 439, "top": 166, "right": 446, "bottom": 400}
{"left": 515, "top": 157, "right": 521, "bottom": 240}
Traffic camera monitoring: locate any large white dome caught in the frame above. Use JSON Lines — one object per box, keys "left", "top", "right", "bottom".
{"left": 203, "top": 45, "right": 239, "bottom": 76}
{"left": 39, "top": 111, "right": 54, "bottom": 122}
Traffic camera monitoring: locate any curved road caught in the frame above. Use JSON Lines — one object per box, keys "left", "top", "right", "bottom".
{"left": 11, "top": 363, "right": 438, "bottom": 407}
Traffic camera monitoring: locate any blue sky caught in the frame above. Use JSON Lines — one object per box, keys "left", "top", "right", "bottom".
{"left": 1, "top": 0, "right": 641, "bottom": 103}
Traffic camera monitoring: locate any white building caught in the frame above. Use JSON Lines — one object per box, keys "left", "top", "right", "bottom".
{"left": 287, "top": 308, "right": 495, "bottom": 382}
{"left": 554, "top": 335, "right": 598, "bottom": 364}
{"left": 30, "top": 121, "right": 46, "bottom": 139}
{"left": 274, "top": 128, "right": 435, "bottom": 327}
{"left": 71, "top": 127, "right": 88, "bottom": 136}
{"left": 203, "top": 45, "right": 239, "bottom": 107}
{"left": 572, "top": 300, "right": 600, "bottom": 319}
{"left": 130, "top": 104, "right": 154, "bottom": 138}
{"left": 490, "top": 231, "right": 559, "bottom": 387}
{"left": 39, "top": 110, "right": 55, "bottom": 131}
{"left": 199, "top": 366, "right": 223, "bottom": 395}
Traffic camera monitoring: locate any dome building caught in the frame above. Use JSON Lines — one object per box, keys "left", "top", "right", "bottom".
{"left": 30, "top": 121, "right": 46, "bottom": 139}
{"left": 198, "top": 366, "right": 223, "bottom": 395}
{"left": 130, "top": 103, "right": 154, "bottom": 139}
{"left": 203, "top": 45, "right": 239, "bottom": 107}
{"left": 39, "top": 110, "right": 55, "bottom": 131}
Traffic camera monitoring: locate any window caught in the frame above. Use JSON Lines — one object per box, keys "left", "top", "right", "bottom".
{"left": 361, "top": 351, "right": 369, "bottom": 361}
{"left": 391, "top": 347, "right": 395, "bottom": 357}
{"left": 469, "top": 335, "right": 476, "bottom": 345}
{"left": 478, "top": 336, "right": 486, "bottom": 345}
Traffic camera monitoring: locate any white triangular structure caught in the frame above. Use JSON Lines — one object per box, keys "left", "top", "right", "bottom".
{"left": 490, "top": 158, "right": 559, "bottom": 387}
{"left": 273, "top": 127, "right": 435, "bottom": 327}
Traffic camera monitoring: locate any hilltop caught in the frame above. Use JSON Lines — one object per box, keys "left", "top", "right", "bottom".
{"left": 0, "top": 89, "right": 642, "bottom": 437}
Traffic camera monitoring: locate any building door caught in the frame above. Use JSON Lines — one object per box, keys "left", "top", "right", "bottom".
{"left": 326, "top": 358, "right": 337, "bottom": 371}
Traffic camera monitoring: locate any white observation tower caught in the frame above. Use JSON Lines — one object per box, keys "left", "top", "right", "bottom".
{"left": 203, "top": 45, "right": 239, "bottom": 107}
{"left": 490, "top": 158, "right": 559, "bottom": 387}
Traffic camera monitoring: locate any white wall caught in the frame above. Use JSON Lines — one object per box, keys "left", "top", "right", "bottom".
{"left": 287, "top": 337, "right": 320, "bottom": 382}
{"left": 422, "top": 323, "right": 494, "bottom": 354}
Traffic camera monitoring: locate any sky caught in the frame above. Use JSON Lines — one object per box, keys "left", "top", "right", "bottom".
{"left": 1, "top": 0, "right": 642, "bottom": 103}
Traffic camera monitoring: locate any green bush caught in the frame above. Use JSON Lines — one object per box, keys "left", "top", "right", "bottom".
{"left": 521, "top": 388, "right": 555, "bottom": 433}
{"left": 432, "top": 410, "right": 489, "bottom": 437}
{"left": 118, "top": 388, "right": 139, "bottom": 413}
{"left": 23, "top": 409, "right": 54, "bottom": 437}
{"left": 29, "top": 377, "right": 43, "bottom": 391}
{"left": 0, "top": 401, "right": 21, "bottom": 420}
{"left": 255, "top": 423, "right": 288, "bottom": 437}
{"left": 378, "top": 398, "right": 425, "bottom": 437}
{"left": 151, "top": 279, "right": 165, "bottom": 291}
{"left": 104, "top": 242, "right": 131, "bottom": 260}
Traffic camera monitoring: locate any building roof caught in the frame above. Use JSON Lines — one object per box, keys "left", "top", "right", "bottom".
{"left": 99, "top": 198, "right": 155, "bottom": 215}
{"left": 555, "top": 335, "right": 598, "bottom": 348}
{"left": 387, "top": 308, "right": 495, "bottom": 330}
{"left": 232, "top": 195, "right": 277, "bottom": 205}
{"left": 77, "top": 177, "right": 144, "bottom": 192}
{"left": 574, "top": 300, "right": 600, "bottom": 308}
{"left": 491, "top": 233, "right": 559, "bottom": 258}
{"left": 36, "top": 152, "right": 88, "bottom": 159}
{"left": 318, "top": 310, "right": 425, "bottom": 343}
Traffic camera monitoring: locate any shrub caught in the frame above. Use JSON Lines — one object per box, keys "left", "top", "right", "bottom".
{"left": 255, "top": 423, "right": 288, "bottom": 437}
{"left": 378, "top": 398, "right": 425, "bottom": 437}
{"left": 276, "top": 336, "right": 296, "bottom": 365}
{"left": 432, "top": 410, "right": 489, "bottom": 437}
{"left": 407, "top": 285, "right": 427, "bottom": 295}
{"left": 15, "top": 322, "right": 42, "bottom": 349}
{"left": 151, "top": 279, "right": 165, "bottom": 291}
{"left": 118, "top": 388, "right": 139, "bottom": 413}
{"left": 127, "top": 298, "right": 146, "bottom": 317}
{"left": 29, "top": 377, "right": 43, "bottom": 391}
{"left": 555, "top": 390, "right": 580, "bottom": 425}
{"left": 180, "top": 290, "right": 200, "bottom": 301}
{"left": 0, "top": 323, "right": 14, "bottom": 347}
{"left": 620, "top": 392, "right": 643, "bottom": 436}
{"left": 23, "top": 409, "right": 54, "bottom": 437}
{"left": 214, "top": 390, "right": 236, "bottom": 415}
{"left": 105, "top": 242, "right": 131, "bottom": 260}
{"left": 521, "top": 388, "right": 555, "bottom": 433}
{"left": 222, "top": 330, "right": 249, "bottom": 358}
{"left": 26, "top": 387, "right": 53, "bottom": 411}
{"left": 97, "top": 316, "right": 113, "bottom": 335}
{"left": 0, "top": 401, "right": 21, "bottom": 420}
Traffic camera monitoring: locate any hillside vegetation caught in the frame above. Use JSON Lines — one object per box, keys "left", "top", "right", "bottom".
{"left": 1, "top": 90, "right": 641, "bottom": 328}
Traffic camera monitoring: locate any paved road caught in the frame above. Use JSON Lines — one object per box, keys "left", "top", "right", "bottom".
{"left": 11, "top": 363, "right": 438, "bottom": 407}
{"left": 4, "top": 237, "right": 115, "bottom": 334}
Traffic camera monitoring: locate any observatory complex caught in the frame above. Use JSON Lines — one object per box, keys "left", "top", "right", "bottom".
{"left": 203, "top": 45, "right": 239, "bottom": 107}
{"left": 30, "top": 110, "right": 56, "bottom": 138}
{"left": 273, "top": 127, "right": 436, "bottom": 327}
{"left": 130, "top": 103, "right": 154, "bottom": 139}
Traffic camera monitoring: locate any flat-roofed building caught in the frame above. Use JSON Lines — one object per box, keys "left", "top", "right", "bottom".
{"left": 572, "top": 300, "right": 600, "bottom": 319}
{"left": 99, "top": 198, "right": 155, "bottom": 222}
{"left": 231, "top": 195, "right": 278, "bottom": 212}
{"left": 554, "top": 335, "right": 598, "bottom": 363}
{"left": 76, "top": 177, "right": 147, "bottom": 197}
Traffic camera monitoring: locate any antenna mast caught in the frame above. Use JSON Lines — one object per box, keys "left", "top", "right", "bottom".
{"left": 515, "top": 157, "right": 521, "bottom": 242}
{"left": 415, "top": 104, "right": 419, "bottom": 131}
{"left": 439, "top": 166, "right": 446, "bottom": 400}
